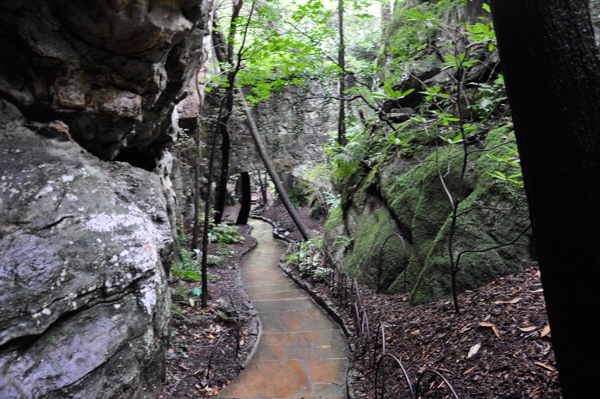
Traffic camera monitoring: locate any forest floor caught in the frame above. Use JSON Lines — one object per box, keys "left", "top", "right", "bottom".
{"left": 155, "top": 209, "right": 258, "bottom": 399}
{"left": 156, "top": 202, "right": 562, "bottom": 398}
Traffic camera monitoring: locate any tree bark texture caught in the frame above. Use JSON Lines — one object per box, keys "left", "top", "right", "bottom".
{"left": 236, "top": 87, "right": 314, "bottom": 241}
{"left": 236, "top": 171, "right": 251, "bottom": 225}
{"left": 492, "top": 1, "right": 600, "bottom": 396}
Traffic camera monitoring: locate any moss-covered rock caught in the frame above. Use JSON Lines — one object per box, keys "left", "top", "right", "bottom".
{"left": 323, "top": 125, "right": 532, "bottom": 306}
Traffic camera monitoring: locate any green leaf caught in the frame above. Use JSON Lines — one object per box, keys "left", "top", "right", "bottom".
{"left": 483, "top": 3, "right": 491, "bottom": 13}
{"left": 384, "top": 85, "right": 395, "bottom": 97}
{"left": 398, "top": 88, "right": 415, "bottom": 98}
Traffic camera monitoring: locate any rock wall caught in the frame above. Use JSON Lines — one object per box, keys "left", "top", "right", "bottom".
{"left": 187, "top": 81, "right": 338, "bottom": 196}
{"left": 0, "top": 1, "right": 212, "bottom": 397}
{"left": 0, "top": 0, "right": 211, "bottom": 168}
{"left": 0, "top": 115, "right": 173, "bottom": 398}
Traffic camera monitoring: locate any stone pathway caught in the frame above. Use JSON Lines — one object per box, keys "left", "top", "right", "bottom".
{"left": 219, "top": 219, "right": 348, "bottom": 399}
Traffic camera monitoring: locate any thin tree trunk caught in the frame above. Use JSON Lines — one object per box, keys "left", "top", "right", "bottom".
{"left": 337, "top": 0, "right": 347, "bottom": 146}
{"left": 492, "top": 2, "right": 600, "bottom": 396}
{"left": 236, "top": 171, "right": 251, "bottom": 225}
{"left": 211, "top": 3, "right": 243, "bottom": 224}
{"left": 191, "top": 116, "right": 202, "bottom": 250}
{"left": 201, "top": 123, "right": 218, "bottom": 308}
{"left": 236, "top": 87, "right": 314, "bottom": 241}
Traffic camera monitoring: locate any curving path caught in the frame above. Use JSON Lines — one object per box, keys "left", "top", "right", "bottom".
{"left": 219, "top": 219, "right": 348, "bottom": 399}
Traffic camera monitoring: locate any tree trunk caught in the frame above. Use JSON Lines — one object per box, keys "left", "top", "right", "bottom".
{"left": 236, "top": 87, "right": 314, "bottom": 241}
{"left": 213, "top": 89, "right": 232, "bottom": 225}
{"left": 211, "top": 5, "right": 243, "bottom": 224}
{"left": 236, "top": 171, "right": 251, "bottom": 225}
{"left": 337, "top": 0, "right": 347, "bottom": 146}
{"left": 492, "top": 1, "right": 600, "bottom": 396}
{"left": 381, "top": 0, "right": 391, "bottom": 41}
{"left": 191, "top": 117, "right": 202, "bottom": 250}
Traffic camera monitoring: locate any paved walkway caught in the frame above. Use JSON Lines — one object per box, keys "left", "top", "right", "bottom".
{"left": 219, "top": 219, "right": 348, "bottom": 399}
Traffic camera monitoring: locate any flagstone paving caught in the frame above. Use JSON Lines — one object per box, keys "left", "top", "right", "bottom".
{"left": 219, "top": 219, "right": 348, "bottom": 399}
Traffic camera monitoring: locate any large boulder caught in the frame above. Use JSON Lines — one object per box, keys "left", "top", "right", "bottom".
{"left": 0, "top": 116, "right": 173, "bottom": 398}
{"left": 324, "top": 125, "right": 533, "bottom": 305}
{"left": 0, "top": 1, "right": 210, "bottom": 397}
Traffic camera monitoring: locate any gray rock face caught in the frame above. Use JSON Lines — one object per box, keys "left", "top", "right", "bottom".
{"left": 195, "top": 82, "right": 337, "bottom": 191}
{"left": 0, "top": 118, "right": 173, "bottom": 398}
{"left": 0, "top": 0, "right": 212, "bottom": 167}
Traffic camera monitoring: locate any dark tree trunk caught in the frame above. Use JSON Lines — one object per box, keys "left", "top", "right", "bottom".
{"left": 236, "top": 171, "right": 251, "bottom": 225}
{"left": 211, "top": 10, "right": 241, "bottom": 225}
{"left": 213, "top": 88, "right": 232, "bottom": 224}
{"left": 191, "top": 117, "right": 202, "bottom": 250}
{"left": 492, "top": 1, "right": 600, "bottom": 396}
{"left": 337, "top": 0, "right": 347, "bottom": 146}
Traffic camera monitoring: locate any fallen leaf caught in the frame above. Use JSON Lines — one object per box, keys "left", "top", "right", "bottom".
{"left": 541, "top": 325, "right": 551, "bottom": 337}
{"left": 531, "top": 288, "right": 544, "bottom": 293}
{"left": 535, "top": 270, "right": 541, "bottom": 278}
{"left": 239, "top": 339, "right": 244, "bottom": 345}
{"left": 321, "top": 345, "right": 330, "bottom": 349}
{"left": 535, "top": 362, "right": 555, "bottom": 372}
{"left": 493, "top": 297, "right": 521, "bottom": 304}
{"left": 207, "top": 334, "right": 216, "bottom": 339}
{"left": 519, "top": 326, "right": 537, "bottom": 332}
{"left": 459, "top": 325, "right": 471, "bottom": 334}
{"left": 463, "top": 367, "right": 475, "bottom": 375}
{"left": 189, "top": 298, "right": 195, "bottom": 307}
{"left": 491, "top": 325, "right": 500, "bottom": 338}
{"left": 412, "top": 329, "right": 420, "bottom": 335}
{"left": 467, "top": 343, "right": 481, "bottom": 359}
{"left": 480, "top": 322, "right": 500, "bottom": 338}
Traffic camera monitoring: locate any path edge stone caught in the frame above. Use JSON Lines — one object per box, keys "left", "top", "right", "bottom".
{"left": 235, "top": 233, "right": 261, "bottom": 370}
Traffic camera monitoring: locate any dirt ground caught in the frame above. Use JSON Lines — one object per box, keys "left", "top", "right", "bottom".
{"left": 155, "top": 217, "right": 257, "bottom": 399}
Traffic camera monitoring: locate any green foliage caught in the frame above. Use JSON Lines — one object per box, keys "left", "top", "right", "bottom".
{"left": 173, "top": 248, "right": 202, "bottom": 281}
{"left": 288, "top": 185, "right": 309, "bottom": 209}
{"left": 209, "top": 223, "right": 245, "bottom": 244}
{"left": 285, "top": 237, "right": 329, "bottom": 281}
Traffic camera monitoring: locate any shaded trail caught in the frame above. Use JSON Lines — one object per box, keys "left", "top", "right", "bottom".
{"left": 220, "top": 219, "right": 348, "bottom": 399}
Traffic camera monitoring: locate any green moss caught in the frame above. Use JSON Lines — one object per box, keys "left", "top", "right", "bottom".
{"left": 408, "top": 125, "right": 531, "bottom": 305}
{"left": 344, "top": 204, "right": 408, "bottom": 289}
{"left": 323, "top": 124, "right": 532, "bottom": 306}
